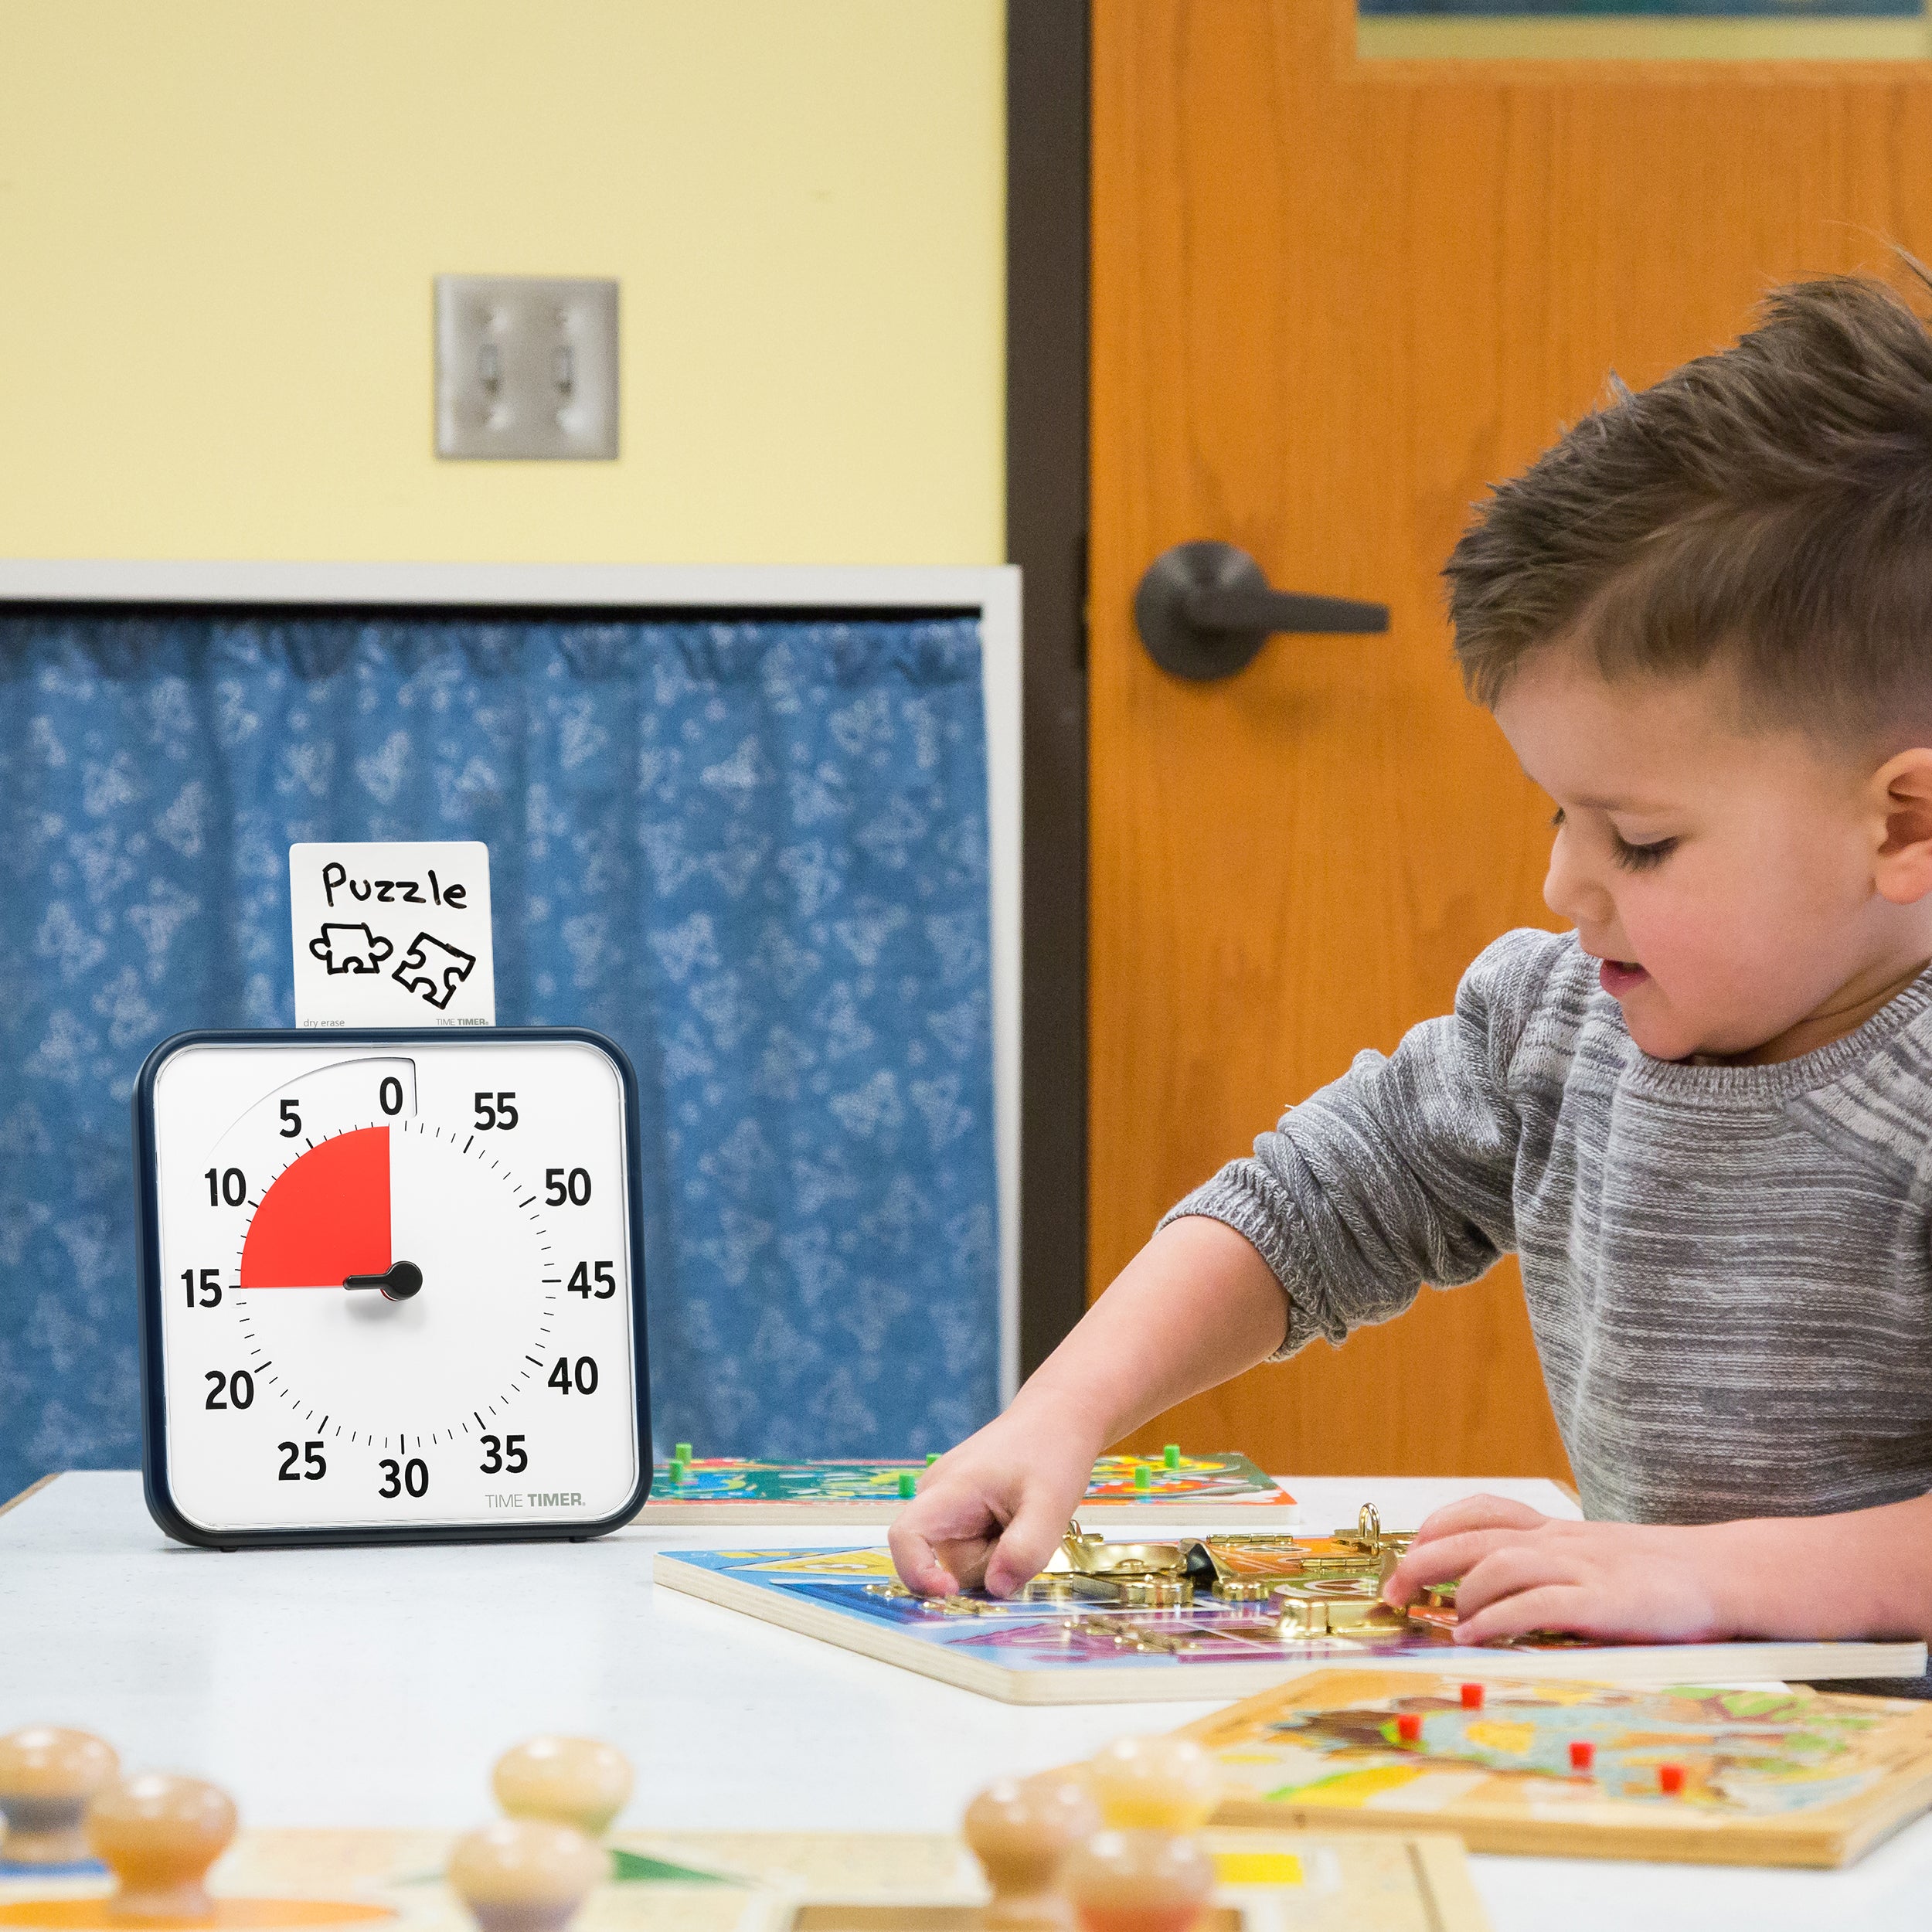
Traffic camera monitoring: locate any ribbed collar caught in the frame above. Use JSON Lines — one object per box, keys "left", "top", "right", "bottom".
{"left": 1598, "top": 952, "right": 1932, "bottom": 1107}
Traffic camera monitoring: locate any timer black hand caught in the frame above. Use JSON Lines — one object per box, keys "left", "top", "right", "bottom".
{"left": 343, "top": 1260, "right": 423, "bottom": 1301}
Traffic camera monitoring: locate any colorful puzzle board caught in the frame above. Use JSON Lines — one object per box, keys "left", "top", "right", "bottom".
{"left": 651, "top": 1544, "right": 1927, "bottom": 1706}
{"left": 637, "top": 1454, "right": 1296, "bottom": 1524}
{"left": 0, "top": 1825, "right": 1488, "bottom": 1932}
{"left": 1179, "top": 1668, "right": 1932, "bottom": 1868}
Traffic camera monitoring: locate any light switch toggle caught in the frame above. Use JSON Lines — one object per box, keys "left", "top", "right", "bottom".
{"left": 435, "top": 276, "right": 617, "bottom": 461}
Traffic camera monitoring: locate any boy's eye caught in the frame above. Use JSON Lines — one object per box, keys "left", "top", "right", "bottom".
{"left": 1546, "top": 807, "right": 1675, "bottom": 869}
{"left": 1611, "top": 832, "right": 1679, "bottom": 872}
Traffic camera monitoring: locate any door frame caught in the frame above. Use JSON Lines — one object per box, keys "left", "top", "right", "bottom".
{"left": 1008, "top": 0, "right": 1092, "bottom": 1375}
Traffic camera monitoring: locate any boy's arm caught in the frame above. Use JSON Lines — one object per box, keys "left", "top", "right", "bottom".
{"left": 1165, "top": 933, "right": 1553, "bottom": 1361}
{"left": 890, "top": 933, "right": 1563, "bottom": 1600}
{"left": 1383, "top": 1491, "right": 1932, "bottom": 1643}
{"left": 887, "top": 1217, "right": 1290, "bottom": 1597}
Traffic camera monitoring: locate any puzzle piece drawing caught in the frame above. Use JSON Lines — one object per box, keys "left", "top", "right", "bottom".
{"left": 392, "top": 930, "right": 477, "bottom": 1010}
{"left": 308, "top": 923, "right": 395, "bottom": 975}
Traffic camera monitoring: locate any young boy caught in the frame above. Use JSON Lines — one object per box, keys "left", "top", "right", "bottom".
{"left": 891, "top": 272, "right": 1932, "bottom": 1649}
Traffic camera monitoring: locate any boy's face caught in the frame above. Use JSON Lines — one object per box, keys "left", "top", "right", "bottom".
{"left": 1493, "top": 646, "right": 1932, "bottom": 1064}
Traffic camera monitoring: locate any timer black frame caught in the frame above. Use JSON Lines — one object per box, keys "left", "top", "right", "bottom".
{"left": 131, "top": 1026, "right": 653, "bottom": 1551}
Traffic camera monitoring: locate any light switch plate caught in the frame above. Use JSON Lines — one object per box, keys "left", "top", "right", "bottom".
{"left": 435, "top": 275, "right": 619, "bottom": 460}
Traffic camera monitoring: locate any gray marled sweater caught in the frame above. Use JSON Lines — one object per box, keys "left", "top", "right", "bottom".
{"left": 1164, "top": 927, "right": 1932, "bottom": 1526}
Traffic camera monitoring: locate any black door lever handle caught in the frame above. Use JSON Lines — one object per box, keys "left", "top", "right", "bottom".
{"left": 1134, "top": 539, "right": 1389, "bottom": 682}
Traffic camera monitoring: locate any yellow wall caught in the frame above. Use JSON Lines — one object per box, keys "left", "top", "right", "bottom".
{"left": 0, "top": 2, "right": 1005, "bottom": 566}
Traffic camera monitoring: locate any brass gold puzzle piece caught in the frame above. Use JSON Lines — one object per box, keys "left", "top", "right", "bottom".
{"left": 1040, "top": 1510, "right": 1434, "bottom": 1627}
{"left": 1058, "top": 1523, "right": 1193, "bottom": 1579}
{"left": 1270, "top": 1576, "right": 1413, "bottom": 1637}
{"left": 1335, "top": 1504, "right": 1397, "bottom": 1553}
{"left": 864, "top": 1582, "right": 1015, "bottom": 1617}
{"left": 1405, "top": 1579, "right": 1461, "bottom": 1632}
{"left": 1050, "top": 1522, "right": 1199, "bottom": 1606}
{"left": 863, "top": 1511, "right": 1440, "bottom": 1630}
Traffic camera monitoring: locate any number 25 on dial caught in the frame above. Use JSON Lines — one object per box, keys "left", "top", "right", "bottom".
{"left": 133, "top": 1029, "right": 652, "bottom": 1548}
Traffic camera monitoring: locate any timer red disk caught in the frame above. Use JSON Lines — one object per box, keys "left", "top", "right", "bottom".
{"left": 239, "top": 1126, "right": 391, "bottom": 1287}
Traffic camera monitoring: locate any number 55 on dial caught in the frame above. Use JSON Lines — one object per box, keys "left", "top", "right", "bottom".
{"left": 132, "top": 1029, "right": 651, "bottom": 1548}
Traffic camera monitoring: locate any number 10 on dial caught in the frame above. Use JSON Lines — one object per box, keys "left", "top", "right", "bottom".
{"left": 134, "top": 1029, "right": 651, "bottom": 1547}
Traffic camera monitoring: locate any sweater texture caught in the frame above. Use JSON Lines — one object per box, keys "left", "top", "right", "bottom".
{"left": 1163, "top": 927, "right": 1932, "bottom": 1526}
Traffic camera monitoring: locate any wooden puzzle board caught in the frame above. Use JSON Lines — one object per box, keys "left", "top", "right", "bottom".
{"left": 651, "top": 1545, "right": 1927, "bottom": 1706}
{"left": 1176, "top": 1668, "right": 1932, "bottom": 1868}
{"left": 0, "top": 1826, "right": 1487, "bottom": 1932}
{"left": 637, "top": 1454, "right": 1297, "bottom": 1524}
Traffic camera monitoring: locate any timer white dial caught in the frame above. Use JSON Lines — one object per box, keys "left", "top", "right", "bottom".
{"left": 134, "top": 1030, "right": 650, "bottom": 1546}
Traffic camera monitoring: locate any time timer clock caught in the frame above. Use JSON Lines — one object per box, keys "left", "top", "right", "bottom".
{"left": 132, "top": 1029, "right": 651, "bottom": 1549}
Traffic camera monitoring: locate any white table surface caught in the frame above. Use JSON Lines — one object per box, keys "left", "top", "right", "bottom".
{"left": 5, "top": 1470, "right": 1930, "bottom": 1930}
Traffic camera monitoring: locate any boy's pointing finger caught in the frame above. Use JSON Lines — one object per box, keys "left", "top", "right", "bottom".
{"left": 886, "top": 1517, "right": 960, "bottom": 1597}
{"left": 983, "top": 1495, "right": 1072, "bottom": 1600}
{"left": 890, "top": 1482, "right": 998, "bottom": 1594}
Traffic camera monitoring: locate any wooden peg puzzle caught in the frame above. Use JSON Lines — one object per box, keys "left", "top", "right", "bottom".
{"left": 1175, "top": 1667, "right": 1932, "bottom": 1867}
{"left": 0, "top": 1720, "right": 1488, "bottom": 1932}
{"left": 0, "top": 1730, "right": 118, "bottom": 1869}
{"left": 637, "top": 1451, "right": 1296, "bottom": 1525}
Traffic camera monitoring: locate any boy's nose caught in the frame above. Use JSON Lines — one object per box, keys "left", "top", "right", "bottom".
{"left": 1543, "top": 834, "right": 1613, "bottom": 928}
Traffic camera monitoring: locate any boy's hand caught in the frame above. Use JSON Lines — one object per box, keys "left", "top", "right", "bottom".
{"left": 1380, "top": 1493, "right": 1734, "bottom": 1645}
{"left": 888, "top": 1413, "right": 1101, "bottom": 1599}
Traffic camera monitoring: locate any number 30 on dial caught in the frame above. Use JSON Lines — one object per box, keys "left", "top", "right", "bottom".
{"left": 133, "top": 1029, "right": 651, "bottom": 1548}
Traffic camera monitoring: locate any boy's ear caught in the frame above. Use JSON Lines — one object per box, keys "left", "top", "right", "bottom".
{"left": 1872, "top": 747, "right": 1932, "bottom": 904}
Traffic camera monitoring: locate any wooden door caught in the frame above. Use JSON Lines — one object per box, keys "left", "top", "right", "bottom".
{"left": 1090, "top": 1, "right": 1932, "bottom": 1478}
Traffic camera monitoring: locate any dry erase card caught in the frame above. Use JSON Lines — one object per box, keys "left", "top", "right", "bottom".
{"left": 290, "top": 842, "right": 496, "bottom": 1028}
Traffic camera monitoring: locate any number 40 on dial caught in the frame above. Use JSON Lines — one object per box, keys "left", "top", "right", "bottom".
{"left": 134, "top": 1029, "right": 651, "bottom": 1548}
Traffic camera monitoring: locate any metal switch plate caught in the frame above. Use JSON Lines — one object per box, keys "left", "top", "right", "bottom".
{"left": 435, "top": 275, "right": 618, "bottom": 460}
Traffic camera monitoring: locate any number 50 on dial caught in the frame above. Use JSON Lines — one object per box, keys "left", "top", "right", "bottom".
{"left": 133, "top": 1029, "right": 651, "bottom": 1548}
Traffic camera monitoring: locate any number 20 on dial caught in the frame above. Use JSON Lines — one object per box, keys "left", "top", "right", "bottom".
{"left": 133, "top": 1029, "right": 651, "bottom": 1547}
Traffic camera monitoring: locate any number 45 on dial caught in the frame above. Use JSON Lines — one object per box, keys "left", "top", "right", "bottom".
{"left": 133, "top": 1029, "right": 651, "bottom": 1548}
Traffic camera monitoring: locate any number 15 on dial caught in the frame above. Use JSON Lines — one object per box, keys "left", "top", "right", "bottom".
{"left": 134, "top": 1029, "right": 651, "bottom": 1548}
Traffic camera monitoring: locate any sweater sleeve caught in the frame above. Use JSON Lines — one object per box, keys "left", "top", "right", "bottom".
{"left": 1158, "top": 928, "right": 1563, "bottom": 1359}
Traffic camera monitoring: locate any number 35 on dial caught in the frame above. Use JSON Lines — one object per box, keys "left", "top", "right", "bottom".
{"left": 133, "top": 1029, "right": 651, "bottom": 1548}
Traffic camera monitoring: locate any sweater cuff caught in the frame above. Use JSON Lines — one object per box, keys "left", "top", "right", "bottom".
{"left": 1155, "top": 1162, "right": 1320, "bottom": 1362}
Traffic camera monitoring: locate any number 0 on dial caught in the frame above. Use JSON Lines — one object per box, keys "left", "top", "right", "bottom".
{"left": 133, "top": 1029, "right": 651, "bottom": 1547}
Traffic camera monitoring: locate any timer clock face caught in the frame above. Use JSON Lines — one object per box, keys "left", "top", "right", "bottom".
{"left": 134, "top": 1029, "right": 649, "bottom": 1546}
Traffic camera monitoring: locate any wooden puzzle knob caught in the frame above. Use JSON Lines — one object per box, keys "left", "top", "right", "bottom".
{"left": 86, "top": 1772, "right": 236, "bottom": 1920}
{"left": 0, "top": 1726, "right": 119, "bottom": 1866}
{"left": 1084, "top": 1736, "right": 1221, "bottom": 1832}
{"left": 492, "top": 1737, "right": 633, "bottom": 1838}
{"left": 1061, "top": 1830, "right": 1216, "bottom": 1932}
{"left": 447, "top": 1819, "right": 607, "bottom": 1932}
{"left": 962, "top": 1773, "right": 1103, "bottom": 1929}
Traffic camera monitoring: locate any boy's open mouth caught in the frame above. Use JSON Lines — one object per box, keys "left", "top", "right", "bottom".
{"left": 1599, "top": 959, "right": 1648, "bottom": 996}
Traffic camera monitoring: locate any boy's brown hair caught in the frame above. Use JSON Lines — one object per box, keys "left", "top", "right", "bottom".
{"left": 1447, "top": 267, "right": 1932, "bottom": 743}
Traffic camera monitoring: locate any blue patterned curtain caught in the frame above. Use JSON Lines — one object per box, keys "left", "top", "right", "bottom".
{"left": 0, "top": 611, "right": 1000, "bottom": 1500}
